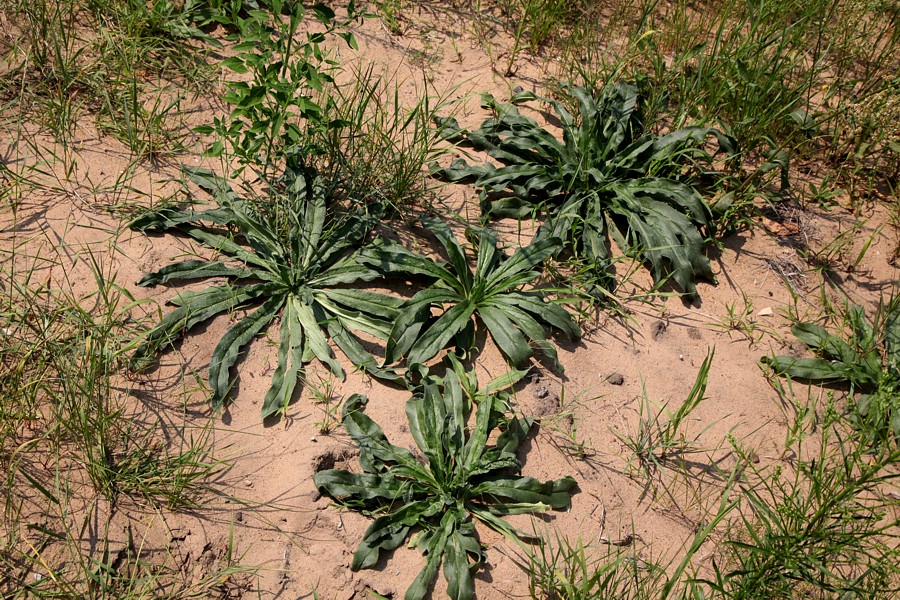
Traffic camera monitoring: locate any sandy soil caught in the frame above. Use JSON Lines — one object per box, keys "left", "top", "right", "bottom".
{"left": 2, "top": 6, "right": 898, "bottom": 599}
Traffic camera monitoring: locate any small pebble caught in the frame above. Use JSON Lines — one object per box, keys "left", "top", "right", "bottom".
{"left": 607, "top": 372, "right": 625, "bottom": 386}
{"left": 244, "top": 479, "right": 253, "bottom": 488}
{"left": 310, "top": 436, "right": 318, "bottom": 443}
{"left": 758, "top": 307, "right": 774, "bottom": 317}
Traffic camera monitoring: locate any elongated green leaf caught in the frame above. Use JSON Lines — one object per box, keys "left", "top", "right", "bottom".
{"left": 407, "top": 302, "right": 476, "bottom": 366}
{"left": 261, "top": 300, "right": 304, "bottom": 419}
{"left": 429, "top": 157, "right": 493, "bottom": 184}
{"left": 312, "top": 211, "right": 377, "bottom": 269}
{"left": 232, "top": 209, "right": 289, "bottom": 265}
{"left": 790, "top": 322, "right": 838, "bottom": 349}
{"left": 184, "top": 166, "right": 238, "bottom": 204}
{"left": 209, "top": 294, "right": 284, "bottom": 409}
{"left": 294, "top": 298, "right": 344, "bottom": 379}
{"left": 406, "top": 382, "right": 449, "bottom": 473}
{"left": 405, "top": 510, "right": 456, "bottom": 600}
{"left": 301, "top": 185, "right": 327, "bottom": 266}
{"left": 479, "top": 304, "right": 533, "bottom": 368}
{"left": 488, "top": 299, "right": 562, "bottom": 373}
{"left": 624, "top": 177, "right": 712, "bottom": 227}
{"left": 473, "top": 227, "right": 500, "bottom": 281}
{"left": 441, "top": 370, "right": 468, "bottom": 460}
{"left": 791, "top": 322, "right": 858, "bottom": 365}
{"left": 433, "top": 115, "right": 468, "bottom": 142}
{"left": 130, "top": 283, "right": 277, "bottom": 370}
{"left": 480, "top": 191, "right": 540, "bottom": 219}
{"left": 482, "top": 368, "right": 530, "bottom": 396}
{"left": 421, "top": 218, "right": 473, "bottom": 294}
{"left": 326, "top": 319, "right": 402, "bottom": 383}
{"left": 887, "top": 303, "right": 900, "bottom": 376}
{"left": 129, "top": 205, "right": 237, "bottom": 232}
{"left": 468, "top": 505, "right": 532, "bottom": 542}
{"left": 468, "top": 418, "right": 529, "bottom": 478}
{"left": 646, "top": 126, "right": 736, "bottom": 164}
{"left": 494, "top": 293, "right": 581, "bottom": 340}
{"left": 476, "top": 164, "right": 554, "bottom": 197}
{"left": 313, "top": 470, "right": 408, "bottom": 503}
{"left": 315, "top": 295, "right": 394, "bottom": 341}
{"left": 385, "top": 309, "right": 432, "bottom": 366}
{"left": 484, "top": 236, "right": 561, "bottom": 294}
{"left": 320, "top": 288, "right": 403, "bottom": 320}
{"left": 308, "top": 254, "right": 381, "bottom": 287}
{"left": 178, "top": 226, "right": 277, "bottom": 274}
{"left": 848, "top": 305, "right": 879, "bottom": 355}
{"left": 360, "top": 240, "right": 459, "bottom": 290}
{"left": 341, "top": 395, "right": 423, "bottom": 476}
{"left": 352, "top": 500, "right": 441, "bottom": 570}
{"left": 462, "top": 395, "right": 495, "bottom": 471}
{"left": 138, "top": 260, "right": 254, "bottom": 287}
{"left": 443, "top": 525, "right": 479, "bottom": 600}
{"left": 766, "top": 356, "right": 854, "bottom": 382}
{"left": 471, "top": 475, "right": 577, "bottom": 508}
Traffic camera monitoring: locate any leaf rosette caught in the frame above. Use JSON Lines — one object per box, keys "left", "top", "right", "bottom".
{"left": 359, "top": 218, "right": 581, "bottom": 374}
{"left": 766, "top": 301, "right": 900, "bottom": 445}
{"left": 128, "top": 160, "right": 402, "bottom": 419}
{"left": 432, "top": 82, "right": 737, "bottom": 297}
{"left": 313, "top": 360, "right": 577, "bottom": 600}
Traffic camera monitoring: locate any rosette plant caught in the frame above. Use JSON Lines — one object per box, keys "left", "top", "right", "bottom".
{"left": 313, "top": 359, "right": 577, "bottom": 600}
{"left": 431, "top": 82, "right": 737, "bottom": 297}
{"left": 359, "top": 218, "right": 581, "bottom": 373}
{"left": 129, "top": 160, "right": 402, "bottom": 418}
{"left": 766, "top": 300, "right": 900, "bottom": 446}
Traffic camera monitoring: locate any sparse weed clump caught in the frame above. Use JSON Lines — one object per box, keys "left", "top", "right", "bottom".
{"left": 0, "top": 252, "right": 232, "bottom": 596}
{"left": 527, "top": 380, "right": 900, "bottom": 600}
{"left": 766, "top": 297, "right": 900, "bottom": 448}
{"left": 613, "top": 350, "right": 715, "bottom": 484}
{"left": 714, "top": 396, "right": 900, "bottom": 599}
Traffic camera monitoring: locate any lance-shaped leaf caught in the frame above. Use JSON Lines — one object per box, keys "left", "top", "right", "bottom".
{"left": 313, "top": 359, "right": 577, "bottom": 600}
